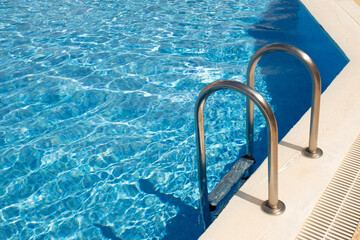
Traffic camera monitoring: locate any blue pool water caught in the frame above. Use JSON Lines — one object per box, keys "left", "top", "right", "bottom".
{"left": 0, "top": 0, "right": 347, "bottom": 239}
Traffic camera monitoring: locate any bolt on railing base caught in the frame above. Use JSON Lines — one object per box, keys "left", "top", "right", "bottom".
{"left": 261, "top": 200, "right": 286, "bottom": 215}
{"left": 302, "top": 147, "right": 323, "bottom": 158}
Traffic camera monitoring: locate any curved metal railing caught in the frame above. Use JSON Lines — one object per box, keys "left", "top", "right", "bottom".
{"left": 195, "top": 80, "right": 285, "bottom": 229}
{"left": 246, "top": 43, "right": 323, "bottom": 159}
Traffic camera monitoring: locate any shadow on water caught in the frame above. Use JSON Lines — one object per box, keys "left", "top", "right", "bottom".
{"left": 138, "top": 178, "right": 203, "bottom": 240}
{"left": 94, "top": 223, "right": 123, "bottom": 240}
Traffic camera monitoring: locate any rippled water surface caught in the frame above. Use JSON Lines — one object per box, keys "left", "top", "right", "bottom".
{"left": 0, "top": 0, "right": 275, "bottom": 239}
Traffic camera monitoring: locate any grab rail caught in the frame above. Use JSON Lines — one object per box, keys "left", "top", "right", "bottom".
{"left": 246, "top": 43, "right": 323, "bottom": 158}
{"left": 195, "top": 80, "right": 285, "bottom": 229}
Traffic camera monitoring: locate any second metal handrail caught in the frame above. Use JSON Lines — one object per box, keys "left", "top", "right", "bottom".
{"left": 195, "top": 80, "right": 285, "bottom": 229}
{"left": 246, "top": 43, "right": 323, "bottom": 159}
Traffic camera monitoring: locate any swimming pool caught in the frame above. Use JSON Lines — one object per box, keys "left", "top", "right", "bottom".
{"left": 0, "top": 0, "right": 347, "bottom": 239}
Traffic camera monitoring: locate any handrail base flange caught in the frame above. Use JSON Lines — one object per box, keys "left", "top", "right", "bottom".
{"left": 302, "top": 147, "right": 323, "bottom": 158}
{"left": 261, "top": 200, "right": 286, "bottom": 215}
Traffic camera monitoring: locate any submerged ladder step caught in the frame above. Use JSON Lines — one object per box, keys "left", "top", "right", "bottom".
{"left": 208, "top": 157, "right": 254, "bottom": 209}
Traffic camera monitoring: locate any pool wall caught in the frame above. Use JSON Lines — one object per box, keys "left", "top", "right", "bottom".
{"left": 200, "top": 0, "right": 360, "bottom": 238}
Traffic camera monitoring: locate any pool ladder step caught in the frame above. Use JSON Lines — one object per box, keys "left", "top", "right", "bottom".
{"left": 208, "top": 157, "right": 254, "bottom": 211}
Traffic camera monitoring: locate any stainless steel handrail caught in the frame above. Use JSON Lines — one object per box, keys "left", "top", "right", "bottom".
{"left": 195, "top": 80, "right": 285, "bottom": 229}
{"left": 246, "top": 43, "right": 323, "bottom": 158}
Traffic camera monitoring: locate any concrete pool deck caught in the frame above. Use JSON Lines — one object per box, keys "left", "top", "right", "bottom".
{"left": 200, "top": 0, "right": 360, "bottom": 239}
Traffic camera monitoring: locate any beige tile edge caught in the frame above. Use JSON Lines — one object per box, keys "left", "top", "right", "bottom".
{"left": 335, "top": 0, "right": 360, "bottom": 25}
{"left": 352, "top": 224, "right": 360, "bottom": 240}
{"left": 200, "top": 0, "right": 360, "bottom": 239}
